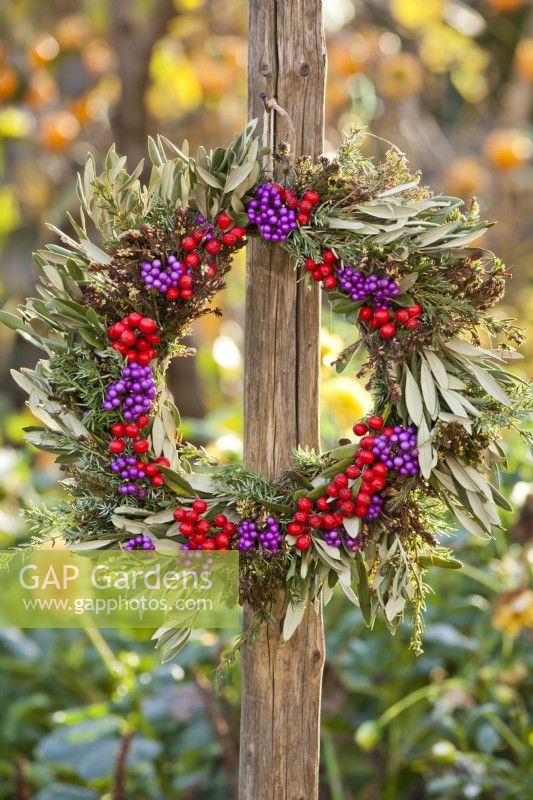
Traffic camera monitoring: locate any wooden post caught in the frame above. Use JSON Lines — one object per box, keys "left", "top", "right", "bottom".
{"left": 240, "top": 2, "right": 326, "bottom": 798}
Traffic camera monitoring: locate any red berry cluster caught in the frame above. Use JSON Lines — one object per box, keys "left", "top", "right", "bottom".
{"left": 168, "top": 212, "right": 246, "bottom": 303}
{"left": 287, "top": 415, "right": 389, "bottom": 551}
{"left": 107, "top": 314, "right": 160, "bottom": 364}
{"left": 358, "top": 303, "right": 423, "bottom": 340}
{"left": 303, "top": 249, "right": 338, "bottom": 291}
{"left": 173, "top": 503, "right": 236, "bottom": 550}
{"left": 272, "top": 184, "right": 320, "bottom": 226}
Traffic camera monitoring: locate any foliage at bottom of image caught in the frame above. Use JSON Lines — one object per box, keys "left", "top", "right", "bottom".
{"left": 0, "top": 458, "right": 531, "bottom": 800}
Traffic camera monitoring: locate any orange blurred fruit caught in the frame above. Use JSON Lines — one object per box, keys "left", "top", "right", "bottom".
{"left": 483, "top": 128, "right": 533, "bottom": 170}
{"left": 487, "top": 0, "right": 526, "bottom": 11}
{"left": 28, "top": 34, "right": 59, "bottom": 68}
{"left": 378, "top": 52, "right": 423, "bottom": 100}
{"left": 328, "top": 38, "right": 369, "bottom": 77}
{"left": 0, "top": 68, "right": 18, "bottom": 101}
{"left": 196, "top": 58, "right": 234, "bottom": 97}
{"left": 82, "top": 39, "right": 114, "bottom": 75}
{"left": 445, "top": 157, "right": 488, "bottom": 196}
{"left": 25, "top": 70, "right": 59, "bottom": 109}
{"left": 38, "top": 110, "right": 80, "bottom": 151}
{"left": 54, "top": 14, "right": 91, "bottom": 50}
{"left": 515, "top": 38, "right": 533, "bottom": 82}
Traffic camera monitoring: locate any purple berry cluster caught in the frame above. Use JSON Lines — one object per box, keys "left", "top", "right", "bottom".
{"left": 140, "top": 255, "right": 189, "bottom": 295}
{"left": 324, "top": 527, "right": 366, "bottom": 551}
{"left": 111, "top": 455, "right": 148, "bottom": 498}
{"left": 103, "top": 363, "right": 156, "bottom": 421}
{"left": 373, "top": 425, "right": 419, "bottom": 477}
{"left": 124, "top": 535, "right": 155, "bottom": 551}
{"left": 336, "top": 267, "right": 400, "bottom": 307}
{"left": 365, "top": 493, "right": 385, "bottom": 521}
{"left": 246, "top": 184, "right": 297, "bottom": 241}
{"left": 236, "top": 516, "right": 283, "bottom": 553}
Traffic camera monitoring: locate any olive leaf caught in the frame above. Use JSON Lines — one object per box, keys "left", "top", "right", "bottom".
{"left": 404, "top": 365, "right": 424, "bottom": 426}
{"left": 420, "top": 357, "right": 439, "bottom": 419}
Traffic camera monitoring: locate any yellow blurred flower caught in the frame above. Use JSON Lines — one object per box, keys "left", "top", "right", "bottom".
{"left": 322, "top": 376, "right": 371, "bottom": 435}
{"left": 148, "top": 42, "right": 202, "bottom": 119}
{"left": 493, "top": 587, "right": 533, "bottom": 637}
{"left": 391, "top": 0, "right": 443, "bottom": 29}
{"left": 515, "top": 38, "right": 533, "bottom": 83}
{"left": 377, "top": 52, "right": 424, "bottom": 100}
{"left": 320, "top": 329, "right": 344, "bottom": 368}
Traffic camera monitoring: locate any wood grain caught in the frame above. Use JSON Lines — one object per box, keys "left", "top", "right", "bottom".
{"left": 240, "top": 2, "right": 326, "bottom": 797}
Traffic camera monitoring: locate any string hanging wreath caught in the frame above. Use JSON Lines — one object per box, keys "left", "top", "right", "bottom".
{"left": 4, "top": 120, "right": 531, "bottom": 657}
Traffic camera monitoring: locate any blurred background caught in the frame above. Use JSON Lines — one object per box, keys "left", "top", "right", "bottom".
{"left": 0, "top": 1, "right": 532, "bottom": 798}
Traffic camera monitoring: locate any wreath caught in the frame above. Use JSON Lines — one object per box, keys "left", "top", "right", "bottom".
{"left": 4, "top": 120, "right": 530, "bottom": 656}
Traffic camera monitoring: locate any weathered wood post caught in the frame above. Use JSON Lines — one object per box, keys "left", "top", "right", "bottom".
{"left": 240, "top": 2, "right": 326, "bottom": 798}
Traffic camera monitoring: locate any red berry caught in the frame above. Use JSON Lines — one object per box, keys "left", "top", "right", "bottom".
{"left": 360, "top": 435, "right": 376, "bottom": 450}
{"left": 293, "top": 511, "right": 308, "bottom": 524}
{"left": 146, "top": 463, "right": 160, "bottom": 477}
{"left": 107, "top": 324, "right": 122, "bottom": 340}
{"left": 185, "top": 510, "right": 199, "bottom": 523}
{"left": 379, "top": 323, "right": 396, "bottom": 339}
{"left": 205, "top": 240, "right": 221, "bottom": 254}
{"left": 185, "top": 252, "right": 200, "bottom": 267}
{"left": 109, "top": 439, "right": 125, "bottom": 454}
{"left": 192, "top": 499, "right": 208, "bottom": 514}
{"left": 383, "top": 427, "right": 394, "bottom": 437}
{"left": 192, "top": 532, "right": 206, "bottom": 545}
{"left": 404, "top": 318, "right": 420, "bottom": 329}
{"left": 356, "top": 492, "right": 371, "bottom": 506}
{"left": 127, "top": 312, "right": 142, "bottom": 328}
{"left": 124, "top": 424, "right": 140, "bottom": 438}
{"left": 340, "top": 501, "right": 356, "bottom": 517}
{"left": 322, "top": 250, "right": 336, "bottom": 264}
{"left": 323, "top": 276, "right": 337, "bottom": 290}
{"left": 346, "top": 465, "right": 360, "bottom": 479}
{"left": 308, "top": 514, "right": 322, "bottom": 529}
{"left": 368, "top": 415, "right": 384, "bottom": 430}
{"left": 361, "top": 469, "right": 374, "bottom": 483}
{"left": 173, "top": 507, "right": 186, "bottom": 521}
{"left": 232, "top": 226, "right": 246, "bottom": 239}
{"left": 303, "top": 190, "right": 319, "bottom": 205}
{"left": 373, "top": 462, "right": 388, "bottom": 477}
{"left": 166, "top": 287, "right": 180, "bottom": 301}
{"left": 206, "top": 263, "right": 217, "bottom": 278}
{"left": 112, "top": 342, "right": 128, "bottom": 355}
{"left": 322, "top": 513, "right": 337, "bottom": 530}
{"left": 339, "top": 488, "right": 352, "bottom": 501}
{"left": 221, "top": 232, "right": 237, "bottom": 247}
{"left": 120, "top": 329, "right": 137, "bottom": 346}
{"left": 320, "top": 264, "right": 332, "bottom": 277}
{"left": 373, "top": 308, "right": 391, "bottom": 326}
{"left": 395, "top": 309, "right": 410, "bottom": 324}
{"left": 316, "top": 496, "right": 329, "bottom": 511}
{"left": 333, "top": 473, "right": 349, "bottom": 487}
{"left": 407, "top": 303, "right": 422, "bottom": 318}
{"left": 296, "top": 213, "right": 310, "bottom": 225}
{"left": 180, "top": 289, "right": 193, "bottom": 300}
{"left": 370, "top": 478, "right": 386, "bottom": 492}
{"left": 181, "top": 236, "right": 196, "bottom": 251}
{"left": 359, "top": 306, "right": 373, "bottom": 322}
{"left": 224, "top": 521, "right": 237, "bottom": 535}
{"left": 179, "top": 274, "right": 193, "bottom": 289}
{"left": 193, "top": 229, "right": 204, "bottom": 243}
{"left": 285, "top": 194, "right": 299, "bottom": 209}
{"left": 359, "top": 450, "right": 376, "bottom": 465}
{"left": 138, "top": 317, "right": 157, "bottom": 335}
{"left": 147, "top": 334, "right": 160, "bottom": 344}
{"left": 311, "top": 268, "right": 322, "bottom": 282}
{"left": 354, "top": 506, "right": 368, "bottom": 518}
{"left": 295, "top": 534, "right": 312, "bottom": 551}
{"left": 304, "top": 258, "right": 317, "bottom": 272}
{"left": 201, "top": 540, "right": 216, "bottom": 551}
{"left": 197, "top": 518, "right": 211, "bottom": 534}
{"left": 133, "top": 438, "right": 149, "bottom": 454}
{"left": 155, "top": 457, "right": 170, "bottom": 467}
{"left": 111, "top": 422, "right": 125, "bottom": 437}
{"left": 327, "top": 484, "right": 339, "bottom": 497}
{"left": 214, "top": 514, "right": 227, "bottom": 528}
{"left": 136, "top": 339, "right": 150, "bottom": 352}
{"left": 299, "top": 200, "right": 313, "bottom": 214}
{"left": 179, "top": 522, "right": 194, "bottom": 537}
{"left": 287, "top": 522, "right": 304, "bottom": 537}
{"left": 215, "top": 533, "right": 230, "bottom": 548}
{"left": 151, "top": 474, "right": 165, "bottom": 487}
{"left": 297, "top": 497, "right": 313, "bottom": 513}
{"left": 136, "top": 353, "right": 150, "bottom": 366}
{"left": 353, "top": 422, "right": 368, "bottom": 436}
{"left": 217, "top": 212, "right": 233, "bottom": 229}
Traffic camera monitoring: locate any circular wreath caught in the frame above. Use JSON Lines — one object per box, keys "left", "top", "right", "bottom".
{"left": 5, "top": 121, "right": 530, "bottom": 655}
